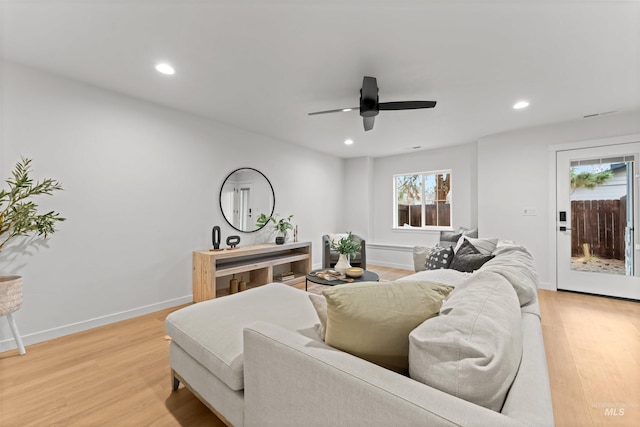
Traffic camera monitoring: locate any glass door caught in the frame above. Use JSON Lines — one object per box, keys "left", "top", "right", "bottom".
{"left": 556, "top": 142, "right": 640, "bottom": 300}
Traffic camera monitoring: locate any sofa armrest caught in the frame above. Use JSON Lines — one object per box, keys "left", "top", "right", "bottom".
{"left": 243, "top": 321, "right": 526, "bottom": 427}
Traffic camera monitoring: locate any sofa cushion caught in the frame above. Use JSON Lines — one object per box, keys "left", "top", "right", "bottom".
{"left": 459, "top": 227, "right": 479, "bottom": 238}
{"left": 439, "top": 231, "right": 462, "bottom": 248}
{"left": 412, "top": 245, "right": 431, "bottom": 272}
{"left": 454, "top": 238, "right": 480, "bottom": 256}
{"left": 408, "top": 270, "right": 523, "bottom": 412}
{"left": 308, "top": 293, "right": 327, "bottom": 340}
{"left": 482, "top": 243, "right": 539, "bottom": 307}
{"left": 165, "top": 283, "right": 319, "bottom": 391}
{"left": 426, "top": 245, "right": 454, "bottom": 270}
{"left": 323, "top": 281, "right": 453, "bottom": 374}
{"left": 454, "top": 236, "right": 498, "bottom": 254}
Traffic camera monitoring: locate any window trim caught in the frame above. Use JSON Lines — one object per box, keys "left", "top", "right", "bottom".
{"left": 392, "top": 169, "right": 453, "bottom": 230}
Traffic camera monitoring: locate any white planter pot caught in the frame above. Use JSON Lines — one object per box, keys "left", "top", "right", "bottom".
{"left": 334, "top": 254, "right": 352, "bottom": 274}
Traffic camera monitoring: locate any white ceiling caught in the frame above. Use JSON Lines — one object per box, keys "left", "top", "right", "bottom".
{"left": 1, "top": 0, "right": 639, "bottom": 158}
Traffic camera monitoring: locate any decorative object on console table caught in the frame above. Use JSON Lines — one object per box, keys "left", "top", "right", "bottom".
{"left": 226, "top": 235, "right": 240, "bottom": 248}
{"left": 212, "top": 226, "right": 221, "bottom": 250}
{"left": 0, "top": 157, "right": 66, "bottom": 356}
{"left": 330, "top": 232, "right": 361, "bottom": 274}
{"left": 239, "top": 279, "right": 247, "bottom": 292}
{"left": 276, "top": 271, "right": 296, "bottom": 281}
{"left": 256, "top": 213, "right": 294, "bottom": 244}
{"left": 230, "top": 274, "right": 239, "bottom": 294}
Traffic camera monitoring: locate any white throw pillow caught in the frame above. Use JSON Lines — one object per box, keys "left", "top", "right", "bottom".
{"left": 412, "top": 246, "right": 431, "bottom": 272}
{"left": 328, "top": 233, "right": 348, "bottom": 247}
{"left": 408, "top": 270, "right": 523, "bottom": 412}
{"left": 454, "top": 236, "right": 498, "bottom": 254}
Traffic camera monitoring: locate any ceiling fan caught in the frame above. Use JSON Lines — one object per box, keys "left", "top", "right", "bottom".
{"left": 308, "top": 76, "right": 437, "bottom": 131}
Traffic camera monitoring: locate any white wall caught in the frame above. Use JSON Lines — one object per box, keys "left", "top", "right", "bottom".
{"left": 0, "top": 61, "right": 343, "bottom": 351}
{"left": 365, "top": 143, "right": 478, "bottom": 269}
{"left": 342, "top": 157, "right": 374, "bottom": 240}
{"left": 478, "top": 110, "right": 640, "bottom": 289}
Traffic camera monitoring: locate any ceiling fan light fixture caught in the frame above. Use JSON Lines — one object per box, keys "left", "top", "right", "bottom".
{"left": 155, "top": 63, "right": 175, "bottom": 75}
{"left": 344, "top": 139, "right": 354, "bottom": 145}
{"left": 513, "top": 100, "right": 529, "bottom": 110}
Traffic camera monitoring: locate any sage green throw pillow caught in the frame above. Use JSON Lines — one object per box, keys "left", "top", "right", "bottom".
{"left": 323, "top": 281, "right": 453, "bottom": 374}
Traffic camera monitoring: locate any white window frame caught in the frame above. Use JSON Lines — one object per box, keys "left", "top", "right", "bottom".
{"left": 393, "top": 169, "right": 453, "bottom": 231}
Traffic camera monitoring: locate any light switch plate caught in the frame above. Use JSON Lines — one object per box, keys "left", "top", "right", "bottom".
{"left": 523, "top": 208, "right": 537, "bottom": 216}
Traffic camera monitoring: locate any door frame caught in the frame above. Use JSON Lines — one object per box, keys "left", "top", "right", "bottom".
{"left": 548, "top": 133, "right": 640, "bottom": 291}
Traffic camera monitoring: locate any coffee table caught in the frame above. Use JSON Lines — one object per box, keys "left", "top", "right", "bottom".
{"left": 305, "top": 269, "right": 380, "bottom": 291}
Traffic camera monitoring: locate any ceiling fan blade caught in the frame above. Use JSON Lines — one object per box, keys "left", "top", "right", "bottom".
{"left": 378, "top": 101, "right": 437, "bottom": 110}
{"left": 308, "top": 107, "right": 359, "bottom": 116}
{"left": 363, "top": 116, "right": 375, "bottom": 131}
{"left": 361, "top": 76, "right": 378, "bottom": 101}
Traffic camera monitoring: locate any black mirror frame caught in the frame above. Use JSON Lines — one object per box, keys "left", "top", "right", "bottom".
{"left": 219, "top": 167, "right": 275, "bottom": 233}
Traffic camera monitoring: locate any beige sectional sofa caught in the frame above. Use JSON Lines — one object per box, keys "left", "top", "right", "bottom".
{"left": 165, "top": 241, "right": 553, "bottom": 426}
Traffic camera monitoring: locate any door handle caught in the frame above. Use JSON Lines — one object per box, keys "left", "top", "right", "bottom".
{"left": 559, "top": 226, "right": 571, "bottom": 231}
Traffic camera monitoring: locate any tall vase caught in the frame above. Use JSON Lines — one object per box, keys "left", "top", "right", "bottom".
{"left": 334, "top": 254, "right": 351, "bottom": 274}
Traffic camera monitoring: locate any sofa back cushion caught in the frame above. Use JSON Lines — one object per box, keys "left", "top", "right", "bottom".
{"left": 482, "top": 243, "right": 539, "bottom": 307}
{"left": 323, "top": 280, "right": 453, "bottom": 374}
{"left": 408, "top": 270, "right": 523, "bottom": 412}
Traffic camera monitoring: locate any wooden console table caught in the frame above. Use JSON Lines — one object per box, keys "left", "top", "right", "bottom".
{"left": 192, "top": 241, "right": 312, "bottom": 302}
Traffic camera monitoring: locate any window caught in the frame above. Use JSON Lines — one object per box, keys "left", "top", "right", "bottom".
{"left": 394, "top": 170, "right": 452, "bottom": 229}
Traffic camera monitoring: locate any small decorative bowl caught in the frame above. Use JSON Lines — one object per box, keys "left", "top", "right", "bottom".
{"left": 345, "top": 267, "right": 364, "bottom": 278}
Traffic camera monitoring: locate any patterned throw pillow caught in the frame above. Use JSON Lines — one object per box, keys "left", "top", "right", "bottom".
{"left": 426, "top": 246, "right": 454, "bottom": 270}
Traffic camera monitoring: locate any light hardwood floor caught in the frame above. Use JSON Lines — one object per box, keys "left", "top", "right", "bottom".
{"left": 1, "top": 266, "right": 638, "bottom": 426}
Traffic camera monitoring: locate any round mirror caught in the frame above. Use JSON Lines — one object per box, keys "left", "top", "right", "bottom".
{"left": 219, "top": 168, "right": 275, "bottom": 233}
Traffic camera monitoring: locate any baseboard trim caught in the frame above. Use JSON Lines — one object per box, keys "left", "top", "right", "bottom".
{"left": 538, "top": 281, "right": 555, "bottom": 291}
{"left": 368, "top": 259, "right": 414, "bottom": 271}
{"left": 367, "top": 243, "right": 413, "bottom": 252}
{"left": 0, "top": 295, "right": 192, "bottom": 352}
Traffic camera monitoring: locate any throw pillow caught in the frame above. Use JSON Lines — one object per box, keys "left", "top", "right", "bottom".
{"left": 454, "top": 238, "right": 481, "bottom": 256}
{"left": 449, "top": 252, "right": 495, "bottom": 273}
{"left": 412, "top": 246, "right": 431, "bottom": 272}
{"left": 323, "top": 280, "right": 454, "bottom": 374}
{"left": 308, "top": 293, "right": 327, "bottom": 340}
{"left": 408, "top": 270, "right": 523, "bottom": 412}
{"left": 454, "top": 236, "right": 498, "bottom": 254}
{"left": 459, "top": 227, "right": 479, "bottom": 238}
{"left": 439, "top": 231, "right": 462, "bottom": 248}
{"left": 426, "top": 245, "right": 454, "bottom": 270}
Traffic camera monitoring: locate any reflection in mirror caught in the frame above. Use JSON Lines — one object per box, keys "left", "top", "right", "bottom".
{"left": 219, "top": 168, "right": 275, "bottom": 232}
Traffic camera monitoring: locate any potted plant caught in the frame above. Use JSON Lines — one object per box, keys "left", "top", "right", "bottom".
{"left": 256, "top": 213, "right": 293, "bottom": 244}
{"left": 330, "top": 232, "right": 361, "bottom": 273}
{"left": 0, "top": 157, "right": 65, "bottom": 355}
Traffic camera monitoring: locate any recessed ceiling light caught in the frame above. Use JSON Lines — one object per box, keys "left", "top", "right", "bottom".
{"left": 155, "top": 63, "right": 175, "bottom": 75}
{"left": 342, "top": 108, "right": 353, "bottom": 112}
{"left": 344, "top": 139, "right": 354, "bottom": 145}
{"left": 513, "top": 100, "right": 529, "bottom": 110}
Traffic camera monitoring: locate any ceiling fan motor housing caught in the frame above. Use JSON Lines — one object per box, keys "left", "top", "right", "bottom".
{"left": 360, "top": 91, "right": 379, "bottom": 117}
{"left": 360, "top": 77, "right": 380, "bottom": 117}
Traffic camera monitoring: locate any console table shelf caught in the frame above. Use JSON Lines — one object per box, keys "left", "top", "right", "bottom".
{"left": 192, "top": 241, "right": 312, "bottom": 302}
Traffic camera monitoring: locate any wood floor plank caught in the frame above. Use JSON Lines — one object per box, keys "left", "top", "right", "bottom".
{"left": 1, "top": 266, "right": 638, "bottom": 426}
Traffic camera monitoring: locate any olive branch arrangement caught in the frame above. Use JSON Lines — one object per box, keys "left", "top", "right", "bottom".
{"left": 0, "top": 157, "right": 65, "bottom": 251}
